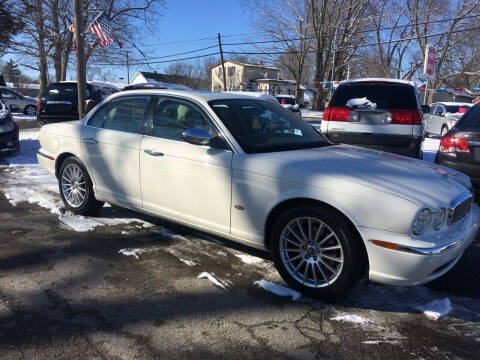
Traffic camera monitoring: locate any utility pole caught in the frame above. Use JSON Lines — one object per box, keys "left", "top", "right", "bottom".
{"left": 217, "top": 33, "right": 227, "bottom": 92}
{"left": 73, "top": 0, "right": 86, "bottom": 119}
{"left": 331, "top": 27, "right": 337, "bottom": 82}
{"left": 126, "top": 50, "right": 130, "bottom": 84}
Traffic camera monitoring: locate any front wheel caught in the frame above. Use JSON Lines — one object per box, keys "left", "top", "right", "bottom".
{"left": 271, "top": 205, "right": 367, "bottom": 299}
{"left": 24, "top": 105, "right": 37, "bottom": 115}
{"left": 59, "top": 157, "right": 104, "bottom": 215}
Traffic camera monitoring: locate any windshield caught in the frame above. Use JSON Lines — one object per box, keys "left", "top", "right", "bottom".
{"left": 208, "top": 98, "right": 329, "bottom": 154}
{"left": 330, "top": 82, "right": 417, "bottom": 109}
{"left": 445, "top": 105, "right": 471, "bottom": 113}
{"left": 276, "top": 97, "right": 295, "bottom": 105}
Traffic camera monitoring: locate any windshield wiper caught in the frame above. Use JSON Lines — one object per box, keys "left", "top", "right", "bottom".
{"left": 248, "top": 141, "right": 328, "bottom": 153}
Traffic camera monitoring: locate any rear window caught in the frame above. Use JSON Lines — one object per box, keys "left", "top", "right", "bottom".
{"left": 42, "top": 83, "right": 78, "bottom": 99}
{"left": 456, "top": 104, "right": 480, "bottom": 129}
{"left": 445, "top": 105, "right": 471, "bottom": 113}
{"left": 329, "top": 82, "right": 418, "bottom": 109}
{"left": 276, "top": 97, "right": 295, "bottom": 105}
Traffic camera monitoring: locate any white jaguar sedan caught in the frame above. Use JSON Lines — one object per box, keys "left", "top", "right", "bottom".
{"left": 37, "top": 90, "right": 480, "bottom": 298}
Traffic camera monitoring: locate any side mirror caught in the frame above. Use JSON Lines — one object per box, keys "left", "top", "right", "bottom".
{"left": 182, "top": 128, "right": 211, "bottom": 146}
{"left": 421, "top": 105, "right": 430, "bottom": 114}
{"left": 9, "top": 104, "right": 21, "bottom": 113}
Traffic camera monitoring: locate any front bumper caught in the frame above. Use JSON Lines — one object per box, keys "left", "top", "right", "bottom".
{"left": 358, "top": 204, "right": 480, "bottom": 286}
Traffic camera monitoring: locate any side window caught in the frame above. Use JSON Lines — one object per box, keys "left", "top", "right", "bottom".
{"left": 435, "top": 106, "right": 445, "bottom": 115}
{"left": 457, "top": 105, "right": 480, "bottom": 129}
{"left": 102, "top": 96, "right": 150, "bottom": 134}
{"left": 429, "top": 105, "right": 437, "bottom": 114}
{"left": 150, "top": 97, "right": 213, "bottom": 141}
{"left": 88, "top": 104, "right": 110, "bottom": 128}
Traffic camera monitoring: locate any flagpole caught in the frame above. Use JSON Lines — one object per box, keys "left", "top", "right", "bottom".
{"left": 73, "top": 0, "right": 86, "bottom": 118}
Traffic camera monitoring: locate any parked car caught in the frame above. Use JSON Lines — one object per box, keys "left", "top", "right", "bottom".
{"left": 320, "top": 78, "right": 427, "bottom": 158}
{"left": 275, "top": 94, "right": 301, "bottom": 113}
{"left": 37, "top": 90, "right": 479, "bottom": 299}
{"left": 37, "top": 81, "right": 120, "bottom": 126}
{"left": 0, "top": 86, "right": 38, "bottom": 115}
{"left": 0, "top": 99, "right": 19, "bottom": 156}
{"left": 425, "top": 102, "right": 472, "bottom": 137}
{"left": 435, "top": 104, "right": 480, "bottom": 190}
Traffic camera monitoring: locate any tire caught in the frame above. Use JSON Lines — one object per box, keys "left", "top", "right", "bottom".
{"left": 58, "top": 156, "right": 104, "bottom": 215}
{"left": 24, "top": 105, "right": 37, "bottom": 115}
{"left": 441, "top": 126, "right": 448, "bottom": 137}
{"left": 271, "top": 205, "right": 367, "bottom": 299}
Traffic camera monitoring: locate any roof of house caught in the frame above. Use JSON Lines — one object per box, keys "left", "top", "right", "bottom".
{"left": 208, "top": 60, "right": 279, "bottom": 71}
{"left": 133, "top": 71, "right": 192, "bottom": 84}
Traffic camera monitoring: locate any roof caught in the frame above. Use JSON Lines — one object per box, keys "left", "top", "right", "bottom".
{"left": 225, "top": 91, "right": 279, "bottom": 102}
{"left": 432, "top": 102, "right": 473, "bottom": 106}
{"left": 340, "top": 78, "right": 415, "bottom": 86}
{"left": 109, "top": 89, "right": 280, "bottom": 104}
{"left": 59, "top": 80, "right": 120, "bottom": 89}
{"left": 275, "top": 94, "right": 296, "bottom": 98}
{"left": 208, "top": 60, "right": 279, "bottom": 71}
{"left": 132, "top": 72, "right": 193, "bottom": 85}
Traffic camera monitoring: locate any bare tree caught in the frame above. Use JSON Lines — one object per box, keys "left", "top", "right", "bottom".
{"left": 9, "top": 0, "right": 165, "bottom": 93}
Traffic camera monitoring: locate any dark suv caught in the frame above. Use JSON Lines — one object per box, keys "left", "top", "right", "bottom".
{"left": 37, "top": 81, "right": 119, "bottom": 126}
{"left": 320, "top": 78, "right": 426, "bottom": 158}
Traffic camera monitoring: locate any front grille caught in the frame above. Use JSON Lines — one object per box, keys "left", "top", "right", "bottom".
{"left": 452, "top": 197, "right": 472, "bottom": 223}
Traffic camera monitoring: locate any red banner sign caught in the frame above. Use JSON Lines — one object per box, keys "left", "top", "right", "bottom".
{"left": 423, "top": 45, "right": 436, "bottom": 79}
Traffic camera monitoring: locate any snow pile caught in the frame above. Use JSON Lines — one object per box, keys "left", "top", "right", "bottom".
{"left": 118, "top": 248, "right": 144, "bottom": 259}
{"left": 421, "top": 138, "right": 440, "bottom": 163}
{"left": 415, "top": 298, "right": 452, "bottom": 320}
{"left": 346, "top": 97, "right": 377, "bottom": 109}
{"left": 234, "top": 254, "right": 265, "bottom": 265}
{"left": 198, "top": 272, "right": 229, "bottom": 290}
{"left": 331, "top": 314, "right": 372, "bottom": 325}
{"left": 254, "top": 280, "right": 302, "bottom": 301}
{"left": 301, "top": 109, "right": 323, "bottom": 118}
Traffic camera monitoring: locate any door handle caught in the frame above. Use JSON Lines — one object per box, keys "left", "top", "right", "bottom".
{"left": 84, "top": 138, "right": 98, "bottom": 144}
{"left": 144, "top": 149, "right": 164, "bottom": 157}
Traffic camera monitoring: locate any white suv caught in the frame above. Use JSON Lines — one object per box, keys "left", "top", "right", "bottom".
{"left": 320, "top": 78, "right": 426, "bottom": 158}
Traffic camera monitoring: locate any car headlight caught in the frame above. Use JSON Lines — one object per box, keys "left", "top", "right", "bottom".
{"left": 412, "top": 208, "right": 432, "bottom": 235}
{"left": 0, "top": 121, "right": 15, "bottom": 132}
{"left": 433, "top": 208, "right": 447, "bottom": 230}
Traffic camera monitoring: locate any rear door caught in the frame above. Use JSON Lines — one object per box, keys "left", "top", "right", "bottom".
{"left": 323, "top": 81, "right": 420, "bottom": 153}
{"left": 424, "top": 105, "right": 437, "bottom": 134}
{"left": 432, "top": 105, "right": 446, "bottom": 135}
{"left": 81, "top": 95, "right": 151, "bottom": 207}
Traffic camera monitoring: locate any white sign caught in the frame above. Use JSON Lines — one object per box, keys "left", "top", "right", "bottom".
{"left": 423, "top": 45, "right": 436, "bottom": 79}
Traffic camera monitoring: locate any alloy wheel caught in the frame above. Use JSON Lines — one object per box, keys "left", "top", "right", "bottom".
{"left": 61, "top": 163, "right": 87, "bottom": 208}
{"left": 279, "top": 216, "right": 344, "bottom": 288}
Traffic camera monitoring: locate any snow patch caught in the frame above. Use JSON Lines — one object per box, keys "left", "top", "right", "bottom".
{"left": 155, "top": 228, "right": 187, "bottom": 241}
{"left": 301, "top": 109, "right": 323, "bottom": 118}
{"left": 179, "top": 258, "right": 196, "bottom": 266}
{"left": 331, "top": 314, "right": 372, "bottom": 325}
{"left": 197, "top": 272, "right": 229, "bottom": 290}
{"left": 234, "top": 254, "right": 264, "bottom": 265}
{"left": 254, "top": 280, "right": 302, "bottom": 301}
{"left": 362, "top": 339, "right": 400, "bottom": 345}
{"left": 421, "top": 138, "right": 440, "bottom": 163}
{"left": 415, "top": 298, "right": 452, "bottom": 320}
{"left": 118, "top": 248, "right": 144, "bottom": 259}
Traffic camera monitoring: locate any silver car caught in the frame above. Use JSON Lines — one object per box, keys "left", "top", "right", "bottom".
{"left": 424, "top": 102, "right": 472, "bottom": 136}
{"left": 0, "top": 86, "right": 38, "bottom": 115}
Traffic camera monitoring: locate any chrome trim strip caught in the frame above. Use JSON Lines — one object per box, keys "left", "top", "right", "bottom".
{"left": 37, "top": 150, "right": 53, "bottom": 159}
{"left": 397, "top": 239, "right": 464, "bottom": 255}
{"left": 46, "top": 101, "right": 72, "bottom": 105}
{"left": 469, "top": 140, "right": 480, "bottom": 147}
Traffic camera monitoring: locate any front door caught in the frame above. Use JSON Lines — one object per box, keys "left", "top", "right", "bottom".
{"left": 81, "top": 95, "right": 151, "bottom": 207}
{"left": 140, "top": 96, "right": 232, "bottom": 234}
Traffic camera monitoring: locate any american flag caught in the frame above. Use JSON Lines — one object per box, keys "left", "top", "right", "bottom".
{"left": 87, "top": 11, "right": 122, "bottom": 48}
{"left": 69, "top": 23, "right": 77, "bottom": 53}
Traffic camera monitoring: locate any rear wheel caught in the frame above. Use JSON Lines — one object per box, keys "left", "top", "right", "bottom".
{"left": 59, "top": 156, "right": 104, "bottom": 215}
{"left": 24, "top": 105, "right": 37, "bottom": 115}
{"left": 271, "top": 205, "right": 367, "bottom": 299}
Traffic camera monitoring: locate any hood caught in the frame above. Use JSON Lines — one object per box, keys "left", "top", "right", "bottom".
{"left": 239, "top": 145, "right": 471, "bottom": 208}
